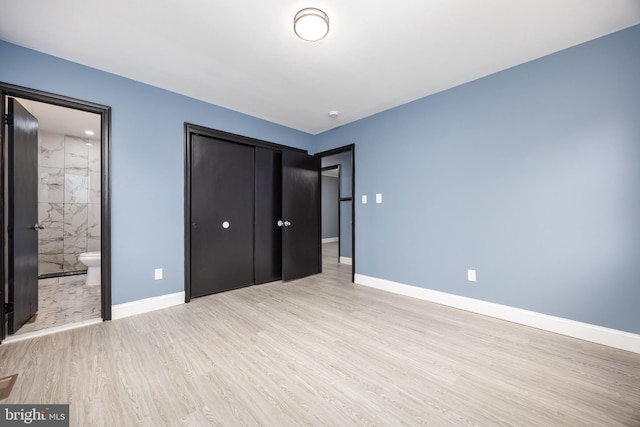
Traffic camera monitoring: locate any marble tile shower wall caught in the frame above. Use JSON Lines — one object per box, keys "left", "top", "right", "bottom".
{"left": 38, "top": 131, "right": 101, "bottom": 275}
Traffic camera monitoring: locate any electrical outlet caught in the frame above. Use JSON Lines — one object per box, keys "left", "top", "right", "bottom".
{"left": 376, "top": 193, "right": 382, "bottom": 203}
{"left": 362, "top": 195, "right": 368, "bottom": 204}
{"left": 467, "top": 269, "right": 476, "bottom": 282}
{"left": 154, "top": 268, "right": 163, "bottom": 280}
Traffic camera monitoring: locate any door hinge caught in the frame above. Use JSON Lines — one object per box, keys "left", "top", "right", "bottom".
{"left": 4, "top": 303, "right": 13, "bottom": 314}
{"left": 4, "top": 114, "right": 10, "bottom": 125}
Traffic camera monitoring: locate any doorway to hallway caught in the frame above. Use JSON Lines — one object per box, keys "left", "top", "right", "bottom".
{"left": 316, "top": 145, "right": 355, "bottom": 282}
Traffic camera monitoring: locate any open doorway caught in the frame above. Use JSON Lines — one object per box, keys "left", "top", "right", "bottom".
{"left": 321, "top": 164, "right": 340, "bottom": 250}
{"left": 0, "top": 83, "right": 111, "bottom": 342}
{"left": 317, "top": 145, "right": 354, "bottom": 282}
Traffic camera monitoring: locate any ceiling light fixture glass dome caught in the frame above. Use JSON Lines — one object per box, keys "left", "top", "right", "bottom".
{"left": 294, "top": 8, "right": 329, "bottom": 42}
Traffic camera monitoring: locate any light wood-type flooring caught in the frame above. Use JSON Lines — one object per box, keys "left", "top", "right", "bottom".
{"left": 1, "top": 243, "right": 639, "bottom": 426}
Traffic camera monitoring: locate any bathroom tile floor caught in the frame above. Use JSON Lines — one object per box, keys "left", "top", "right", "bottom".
{"left": 13, "top": 275, "right": 101, "bottom": 335}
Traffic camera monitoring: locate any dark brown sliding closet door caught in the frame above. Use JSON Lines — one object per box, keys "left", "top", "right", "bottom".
{"left": 190, "top": 135, "right": 254, "bottom": 297}
{"left": 254, "top": 148, "right": 282, "bottom": 284}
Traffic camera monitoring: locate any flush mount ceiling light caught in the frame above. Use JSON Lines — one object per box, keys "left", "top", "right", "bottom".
{"left": 294, "top": 8, "right": 329, "bottom": 41}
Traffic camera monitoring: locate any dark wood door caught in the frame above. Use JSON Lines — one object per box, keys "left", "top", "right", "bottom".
{"left": 282, "top": 150, "right": 321, "bottom": 281}
{"left": 254, "top": 148, "right": 282, "bottom": 284}
{"left": 7, "top": 98, "right": 39, "bottom": 334}
{"left": 190, "top": 135, "right": 255, "bottom": 297}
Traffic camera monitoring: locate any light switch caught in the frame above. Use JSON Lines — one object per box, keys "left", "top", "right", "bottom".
{"left": 376, "top": 193, "right": 382, "bottom": 204}
{"left": 362, "top": 195, "right": 368, "bottom": 204}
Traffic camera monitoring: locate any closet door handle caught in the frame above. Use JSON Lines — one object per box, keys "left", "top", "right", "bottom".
{"left": 284, "top": 221, "right": 291, "bottom": 227}
{"left": 277, "top": 220, "right": 284, "bottom": 227}
{"left": 31, "top": 224, "right": 45, "bottom": 230}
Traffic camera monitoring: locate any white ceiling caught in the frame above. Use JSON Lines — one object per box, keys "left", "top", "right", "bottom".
{"left": 1, "top": 1, "right": 639, "bottom": 135}
{"left": 14, "top": 98, "right": 101, "bottom": 140}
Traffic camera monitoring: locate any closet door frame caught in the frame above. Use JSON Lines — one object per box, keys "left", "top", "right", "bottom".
{"left": 184, "top": 123, "right": 310, "bottom": 302}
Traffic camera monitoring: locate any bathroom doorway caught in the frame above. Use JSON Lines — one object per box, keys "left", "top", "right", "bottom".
{"left": 0, "top": 83, "right": 111, "bottom": 341}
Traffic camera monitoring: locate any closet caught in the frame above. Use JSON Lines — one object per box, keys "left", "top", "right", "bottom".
{"left": 186, "top": 125, "right": 320, "bottom": 300}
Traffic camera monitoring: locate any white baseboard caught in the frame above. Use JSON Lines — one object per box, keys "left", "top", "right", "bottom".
{"left": 112, "top": 291, "right": 185, "bottom": 320}
{"left": 322, "top": 237, "right": 339, "bottom": 243}
{"left": 355, "top": 274, "right": 640, "bottom": 354}
{"left": 339, "top": 256, "right": 352, "bottom": 265}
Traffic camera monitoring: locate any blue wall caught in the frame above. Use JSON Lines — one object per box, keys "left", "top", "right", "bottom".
{"left": 339, "top": 200, "right": 353, "bottom": 260}
{"left": 321, "top": 175, "right": 339, "bottom": 239}
{"left": 2, "top": 24, "right": 639, "bottom": 335}
{"left": 0, "top": 41, "right": 313, "bottom": 304}
{"left": 321, "top": 151, "right": 353, "bottom": 197}
{"left": 314, "top": 25, "right": 640, "bottom": 334}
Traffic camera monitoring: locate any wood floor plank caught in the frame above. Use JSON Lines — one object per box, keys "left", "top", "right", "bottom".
{"left": 1, "top": 242, "right": 639, "bottom": 426}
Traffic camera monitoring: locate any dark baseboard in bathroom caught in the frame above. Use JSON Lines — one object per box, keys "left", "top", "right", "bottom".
{"left": 39, "top": 270, "right": 88, "bottom": 280}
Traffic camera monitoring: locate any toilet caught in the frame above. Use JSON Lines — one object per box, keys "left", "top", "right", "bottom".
{"left": 78, "top": 251, "right": 101, "bottom": 286}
